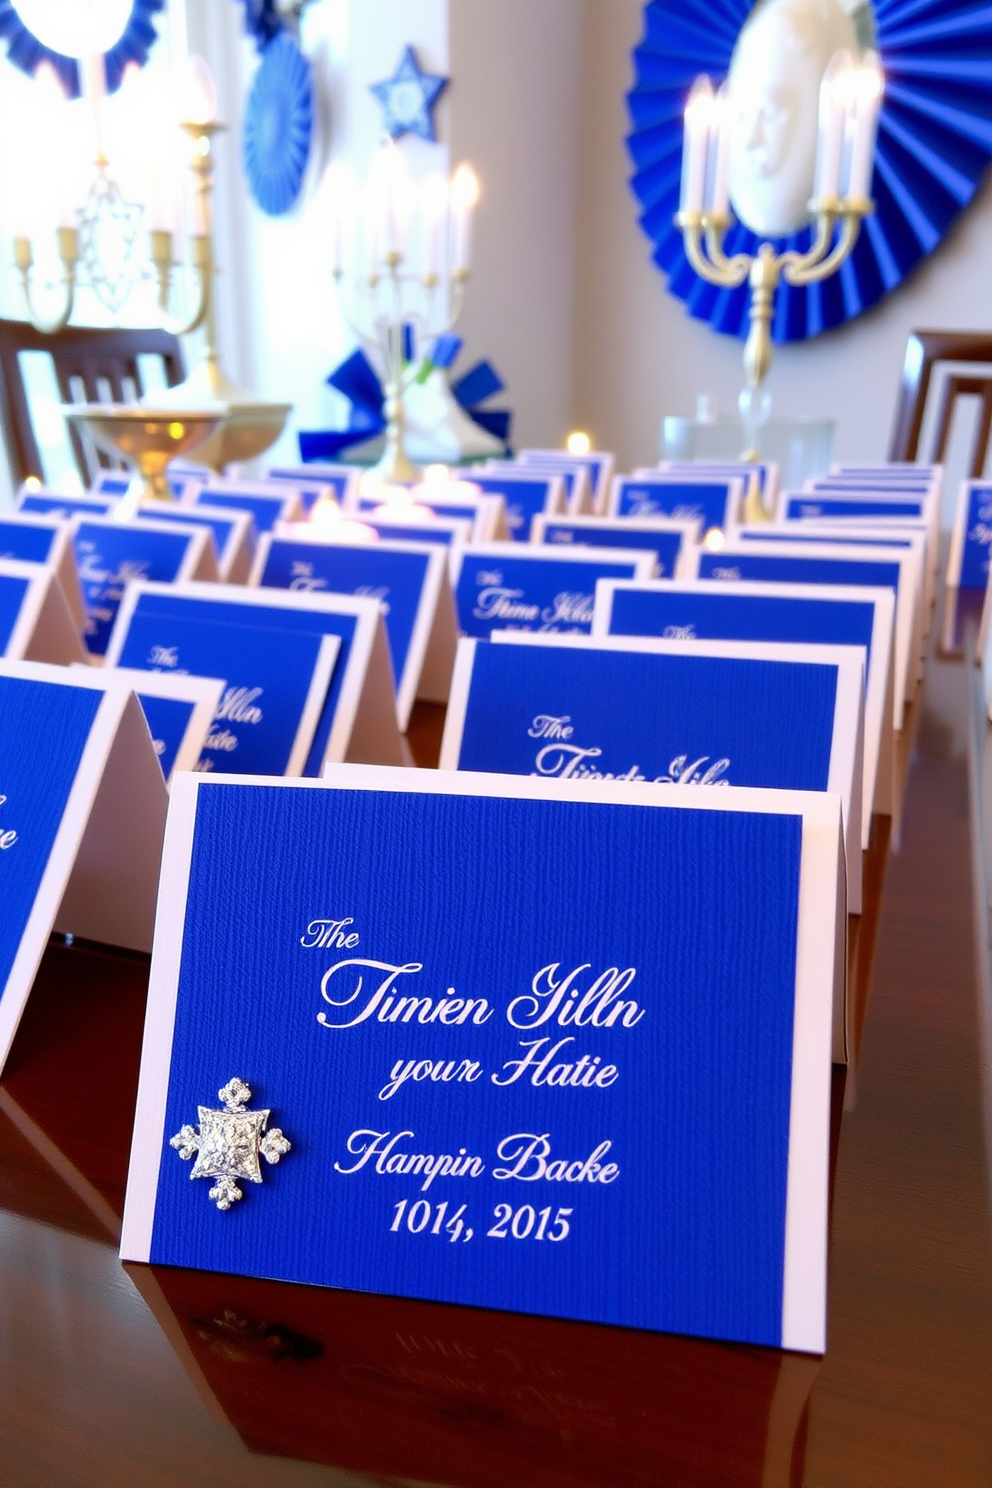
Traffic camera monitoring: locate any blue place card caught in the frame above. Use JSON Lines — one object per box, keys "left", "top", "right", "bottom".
{"left": 356, "top": 489, "right": 505, "bottom": 543}
{"left": 659, "top": 461, "right": 778, "bottom": 498}
{"left": 0, "top": 558, "right": 86, "bottom": 666}
{"left": 693, "top": 541, "right": 916, "bottom": 730}
{"left": 121, "top": 766, "right": 842, "bottom": 1352}
{"left": 470, "top": 472, "right": 565, "bottom": 541}
{"left": 947, "top": 483, "right": 992, "bottom": 591}
{"left": 107, "top": 607, "right": 340, "bottom": 777}
{"left": 593, "top": 577, "right": 895, "bottom": 838}
{"left": 0, "top": 659, "right": 168, "bottom": 1070}
{"left": 90, "top": 470, "right": 132, "bottom": 497}
{"left": 185, "top": 482, "right": 300, "bottom": 534}
{"left": 451, "top": 543, "right": 655, "bottom": 639}
{"left": 783, "top": 493, "right": 929, "bottom": 522}
{"left": 531, "top": 514, "right": 699, "bottom": 578}
{"left": 105, "top": 582, "right": 403, "bottom": 772}
{"left": 497, "top": 459, "right": 592, "bottom": 514}
{"left": 72, "top": 517, "right": 214, "bottom": 657}
{"left": 442, "top": 630, "right": 864, "bottom": 937}
{"left": 75, "top": 666, "right": 225, "bottom": 785}
{"left": 252, "top": 536, "right": 457, "bottom": 724}
{"left": 519, "top": 449, "right": 615, "bottom": 510}
{"left": 135, "top": 502, "right": 256, "bottom": 584}
{"left": 347, "top": 513, "right": 473, "bottom": 548}
{"left": 265, "top": 464, "right": 360, "bottom": 513}
{"left": 0, "top": 510, "right": 85, "bottom": 627}
{"left": 18, "top": 490, "right": 115, "bottom": 519}
{"left": 609, "top": 477, "right": 741, "bottom": 532}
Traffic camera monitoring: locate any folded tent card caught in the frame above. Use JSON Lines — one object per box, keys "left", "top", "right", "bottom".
{"left": 121, "top": 765, "right": 843, "bottom": 1354}
{"left": 72, "top": 516, "right": 216, "bottom": 657}
{"left": 451, "top": 543, "right": 656, "bottom": 639}
{"left": 440, "top": 629, "right": 864, "bottom": 971}
{"left": 264, "top": 462, "right": 361, "bottom": 510}
{"left": 103, "top": 581, "right": 402, "bottom": 773}
{"left": 608, "top": 475, "right": 743, "bottom": 532}
{"left": 0, "top": 510, "right": 86, "bottom": 627}
{"left": 182, "top": 481, "right": 301, "bottom": 534}
{"left": 690, "top": 540, "right": 918, "bottom": 731}
{"left": 0, "top": 658, "right": 168, "bottom": 1072}
{"left": 351, "top": 487, "right": 508, "bottom": 543}
{"left": 658, "top": 461, "right": 779, "bottom": 503}
{"left": 947, "top": 481, "right": 992, "bottom": 593}
{"left": 133, "top": 502, "right": 256, "bottom": 584}
{"left": 529, "top": 513, "right": 700, "bottom": 579}
{"left": 72, "top": 664, "right": 224, "bottom": 785}
{"left": 518, "top": 449, "right": 616, "bottom": 512}
{"left": 17, "top": 490, "right": 116, "bottom": 519}
{"left": 250, "top": 533, "right": 458, "bottom": 722}
{"left": 469, "top": 471, "right": 566, "bottom": 542}
{"left": 593, "top": 576, "right": 895, "bottom": 834}
{"left": 0, "top": 558, "right": 87, "bottom": 666}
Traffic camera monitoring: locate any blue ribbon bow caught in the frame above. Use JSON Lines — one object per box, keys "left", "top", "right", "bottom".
{"left": 298, "top": 336, "right": 513, "bottom": 463}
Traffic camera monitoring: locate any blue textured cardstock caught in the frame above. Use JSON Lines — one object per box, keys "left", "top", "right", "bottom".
{"left": 18, "top": 493, "right": 114, "bottom": 519}
{"left": 535, "top": 520, "right": 685, "bottom": 577}
{"left": 613, "top": 480, "right": 734, "bottom": 529}
{"left": 472, "top": 475, "right": 560, "bottom": 541}
{"left": 0, "top": 518, "right": 58, "bottom": 566}
{"left": 0, "top": 571, "right": 32, "bottom": 653}
{"left": 189, "top": 488, "right": 294, "bottom": 534}
{"left": 113, "top": 611, "right": 337, "bottom": 776}
{"left": 137, "top": 694, "right": 199, "bottom": 780}
{"left": 453, "top": 551, "right": 649, "bottom": 639}
{"left": 73, "top": 521, "right": 203, "bottom": 656}
{"left": 122, "top": 772, "right": 840, "bottom": 1352}
{"left": 950, "top": 484, "right": 992, "bottom": 590}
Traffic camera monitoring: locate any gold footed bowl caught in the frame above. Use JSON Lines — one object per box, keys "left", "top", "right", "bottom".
{"left": 63, "top": 405, "right": 226, "bottom": 517}
{"left": 148, "top": 363, "right": 292, "bottom": 472}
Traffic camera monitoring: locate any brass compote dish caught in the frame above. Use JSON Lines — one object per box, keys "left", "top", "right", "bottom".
{"left": 64, "top": 405, "right": 225, "bottom": 517}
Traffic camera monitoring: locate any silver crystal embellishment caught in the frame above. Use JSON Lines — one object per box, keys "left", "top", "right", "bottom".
{"left": 170, "top": 1077, "right": 292, "bottom": 1212}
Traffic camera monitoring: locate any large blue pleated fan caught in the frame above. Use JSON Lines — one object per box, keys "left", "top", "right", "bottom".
{"left": 626, "top": 0, "right": 992, "bottom": 342}
{"left": 0, "top": 0, "right": 164, "bottom": 97}
{"left": 242, "top": 30, "right": 314, "bottom": 217}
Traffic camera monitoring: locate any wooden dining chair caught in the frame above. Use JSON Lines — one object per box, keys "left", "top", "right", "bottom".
{"left": 888, "top": 329, "right": 992, "bottom": 477}
{"left": 0, "top": 318, "right": 185, "bottom": 487}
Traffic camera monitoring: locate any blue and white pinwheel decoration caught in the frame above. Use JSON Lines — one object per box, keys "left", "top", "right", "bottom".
{"left": 627, "top": 0, "right": 992, "bottom": 343}
{"left": 242, "top": 29, "right": 314, "bottom": 216}
{"left": 370, "top": 45, "right": 449, "bottom": 142}
{"left": 0, "top": 0, "right": 164, "bottom": 96}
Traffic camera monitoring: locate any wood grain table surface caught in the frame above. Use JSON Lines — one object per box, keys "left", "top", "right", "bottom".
{"left": 1, "top": 600, "right": 991, "bottom": 1488}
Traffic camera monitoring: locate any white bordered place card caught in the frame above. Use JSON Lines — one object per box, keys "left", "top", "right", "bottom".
{"left": 470, "top": 470, "right": 566, "bottom": 541}
{"left": 72, "top": 516, "right": 216, "bottom": 658}
{"left": 277, "top": 512, "right": 475, "bottom": 549}
{"left": 264, "top": 462, "right": 361, "bottom": 511}
{"left": 519, "top": 449, "right": 616, "bottom": 513}
{"left": 251, "top": 533, "right": 458, "bottom": 723}
{"left": 0, "top": 558, "right": 87, "bottom": 666}
{"left": 120, "top": 765, "right": 843, "bottom": 1354}
{"left": 608, "top": 475, "right": 743, "bottom": 533}
{"left": 593, "top": 576, "right": 895, "bottom": 832}
{"left": 104, "top": 581, "right": 403, "bottom": 771}
{"left": 450, "top": 543, "right": 656, "bottom": 639}
{"left": 135, "top": 502, "right": 256, "bottom": 584}
{"left": 530, "top": 513, "right": 700, "bottom": 579}
{"left": 353, "top": 488, "right": 507, "bottom": 543}
{"left": 947, "top": 481, "right": 992, "bottom": 595}
{"left": 658, "top": 460, "right": 780, "bottom": 504}
{"left": 0, "top": 658, "right": 168, "bottom": 1071}
{"left": 0, "top": 510, "right": 86, "bottom": 628}
{"left": 74, "top": 664, "right": 224, "bottom": 785}
{"left": 182, "top": 480, "right": 301, "bottom": 534}
{"left": 441, "top": 629, "right": 864, "bottom": 956}
{"left": 690, "top": 540, "right": 917, "bottom": 731}
{"left": 17, "top": 489, "right": 116, "bottom": 520}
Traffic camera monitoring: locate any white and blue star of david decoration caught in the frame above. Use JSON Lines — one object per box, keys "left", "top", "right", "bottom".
{"left": 370, "top": 45, "right": 449, "bottom": 142}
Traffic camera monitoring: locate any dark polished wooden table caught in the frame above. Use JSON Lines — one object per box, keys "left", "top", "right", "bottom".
{"left": 2, "top": 595, "right": 992, "bottom": 1487}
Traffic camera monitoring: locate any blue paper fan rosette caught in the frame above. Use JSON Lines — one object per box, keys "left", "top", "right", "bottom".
{"left": 626, "top": 0, "right": 992, "bottom": 343}
{"left": 0, "top": 0, "right": 164, "bottom": 97}
{"left": 242, "top": 30, "right": 314, "bottom": 217}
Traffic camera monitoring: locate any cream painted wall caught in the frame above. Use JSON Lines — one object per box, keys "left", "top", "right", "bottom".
{"left": 448, "top": 0, "right": 584, "bottom": 449}
{"left": 572, "top": 0, "right": 992, "bottom": 481}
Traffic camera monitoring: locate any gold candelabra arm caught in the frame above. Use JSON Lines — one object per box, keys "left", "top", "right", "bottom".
{"left": 13, "top": 229, "right": 79, "bottom": 335}
{"left": 782, "top": 203, "right": 867, "bottom": 287}
{"left": 675, "top": 212, "right": 750, "bottom": 288}
{"left": 149, "top": 230, "right": 212, "bottom": 339}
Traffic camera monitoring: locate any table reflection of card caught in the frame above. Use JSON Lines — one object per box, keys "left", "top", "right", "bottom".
{"left": 122, "top": 766, "right": 843, "bottom": 1354}
{"left": 451, "top": 544, "right": 655, "bottom": 639}
{"left": 0, "top": 659, "right": 167, "bottom": 1071}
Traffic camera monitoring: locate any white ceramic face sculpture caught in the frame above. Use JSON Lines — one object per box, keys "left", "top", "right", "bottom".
{"left": 728, "top": 0, "right": 860, "bottom": 237}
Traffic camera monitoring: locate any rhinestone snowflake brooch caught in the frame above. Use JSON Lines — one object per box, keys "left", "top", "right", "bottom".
{"left": 170, "top": 1077, "right": 292, "bottom": 1212}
